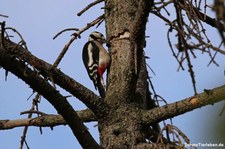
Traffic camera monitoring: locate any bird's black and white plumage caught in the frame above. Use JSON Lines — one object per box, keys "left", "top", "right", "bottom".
{"left": 82, "top": 31, "right": 111, "bottom": 98}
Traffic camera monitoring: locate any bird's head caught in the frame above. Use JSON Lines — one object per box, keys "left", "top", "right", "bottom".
{"left": 88, "top": 31, "right": 106, "bottom": 44}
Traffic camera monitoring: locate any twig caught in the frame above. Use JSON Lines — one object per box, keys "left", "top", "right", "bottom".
{"left": 26, "top": 92, "right": 35, "bottom": 101}
{"left": 52, "top": 14, "right": 104, "bottom": 68}
{"left": 53, "top": 28, "right": 79, "bottom": 40}
{"left": 77, "top": 0, "right": 104, "bottom": 16}
{"left": 213, "top": 0, "right": 225, "bottom": 45}
{"left": 184, "top": 45, "right": 197, "bottom": 95}
{"left": 20, "top": 110, "right": 47, "bottom": 116}
{"left": 167, "top": 28, "right": 185, "bottom": 71}
{"left": 0, "top": 14, "right": 8, "bottom": 18}
{"left": 5, "top": 69, "right": 8, "bottom": 81}
{"left": 146, "top": 63, "right": 156, "bottom": 76}
{"left": 147, "top": 69, "right": 175, "bottom": 143}
{"left": 52, "top": 36, "right": 75, "bottom": 68}
{"left": 0, "top": 21, "right": 5, "bottom": 49}
{"left": 5, "top": 27, "right": 28, "bottom": 50}
{"left": 154, "top": 0, "right": 173, "bottom": 12}
{"left": 153, "top": 0, "right": 225, "bottom": 95}
{"left": 207, "top": 50, "right": 219, "bottom": 67}
{"left": 0, "top": 22, "right": 8, "bottom": 79}
{"left": 179, "top": 0, "right": 225, "bottom": 32}
{"left": 142, "top": 83, "right": 225, "bottom": 125}
{"left": 0, "top": 14, "right": 9, "bottom": 18}
{"left": 207, "top": 40, "right": 223, "bottom": 67}
{"left": 19, "top": 94, "right": 40, "bottom": 149}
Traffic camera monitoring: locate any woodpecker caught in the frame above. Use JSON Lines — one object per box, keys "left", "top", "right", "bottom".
{"left": 82, "top": 31, "right": 111, "bottom": 98}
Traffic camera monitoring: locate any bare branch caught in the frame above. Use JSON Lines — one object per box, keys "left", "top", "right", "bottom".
{"left": 0, "top": 14, "right": 9, "bottom": 18}
{"left": 0, "top": 21, "right": 5, "bottom": 49}
{"left": 5, "top": 27, "right": 28, "bottom": 50}
{"left": 20, "top": 94, "right": 41, "bottom": 149}
{"left": 167, "top": 29, "right": 185, "bottom": 71}
{"left": 52, "top": 14, "right": 104, "bottom": 68}
{"left": 174, "top": 1, "right": 197, "bottom": 94}
{"left": 77, "top": 0, "right": 104, "bottom": 16}
{"left": 152, "top": 1, "right": 225, "bottom": 56}
{"left": 179, "top": 0, "right": 225, "bottom": 32}
{"left": 157, "top": 124, "right": 190, "bottom": 145}
{"left": 0, "top": 46, "right": 100, "bottom": 149}
{"left": 184, "top": 50, "right": 197, "bottom": 95}
{"left": 20, "top": 110, "right": 47, "bottom": 116}
{"left": 53, "top": 28, "right": 79, "bottom": 40}
{"left": 1, "top": 36, "right": 109, "bottom": 117}
{"left": 73, "top": 14, "right": 104, "bottom": 37}
{"left": 213, "top": 0, "right": 225, "bottom": 45}
{"left": 142, "top": 84, "right": 225, "bottom": 125}
{"left": 0, "top": 109, "right": 96, "bottom": 130}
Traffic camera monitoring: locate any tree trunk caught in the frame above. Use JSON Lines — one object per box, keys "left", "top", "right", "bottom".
{"left": 98, "top": 0, "right": 154, "bottom": 148}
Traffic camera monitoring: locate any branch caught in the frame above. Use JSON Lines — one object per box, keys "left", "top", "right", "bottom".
{"left": 142, "top": 84, "right": 225, "bottom": 125}
{"left": 1, "top": 38, "right": 109, "bottom": 118}
{"left": 52, "top": 14, "right": 104, "bottom": 67}
{"left": 0, "top": 14, "right": 9, "bottom": 18}
{"left": 213, "top": 0, "right": 225, "bottom": 45}
{"left": 53, "top": 28, "right": 79, "bottom": 39}
{"left": 152, "top": 11, "right": 225, "bottom": 55}
{"left": 133, "top": 143, "right": 184, "bottom": 149}
{"left": 19, "top": 94, "right": 40, "bottom": 149}
{"left": 77, "top": 0, "right": 104, "bottom": 16}
{"left": 0, "top": 109, "right": 96, "bottom": 130}
{"left": 178, "top": 0, "right": 225, "bottom": 32}
{"left": 0, "top": 46, "right": 100, "bottom": 149}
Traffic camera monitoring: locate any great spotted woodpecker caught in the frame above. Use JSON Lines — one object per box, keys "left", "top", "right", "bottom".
{"left": 82, "top": 31, "right": 111, "bottom": 98}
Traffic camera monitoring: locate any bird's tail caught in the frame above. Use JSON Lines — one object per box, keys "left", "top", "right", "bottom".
{"left": 92, "top": 74, "right": 106, "bottom": 98}
{"left": 97, "top": 83, "right": 106, "bottom": 98}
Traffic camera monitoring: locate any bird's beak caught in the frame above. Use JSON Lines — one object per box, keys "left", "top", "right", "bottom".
{"left": 100, "top": 38, "right": 106, "bottom": 44}
{"left": 102, "top": 38, "right": 106, "bottom": 43}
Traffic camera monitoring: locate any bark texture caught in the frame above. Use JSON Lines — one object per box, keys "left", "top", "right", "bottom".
{"left": 98, "top": 0, "right": 155, "bottom": 148}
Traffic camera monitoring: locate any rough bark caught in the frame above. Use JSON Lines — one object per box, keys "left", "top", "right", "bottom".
{"left": 0, "top": 109, "right": 96, "bottom": 130}
{"left": 98, "top": 0, "right": 155, "bottom": 148}
{"left": 142, "top": 84, "right": 225, "bottom": 125}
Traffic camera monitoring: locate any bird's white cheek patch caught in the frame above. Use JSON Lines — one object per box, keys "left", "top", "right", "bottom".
{"left": 87, "top": 44, "right": 94, "bottom": 67}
